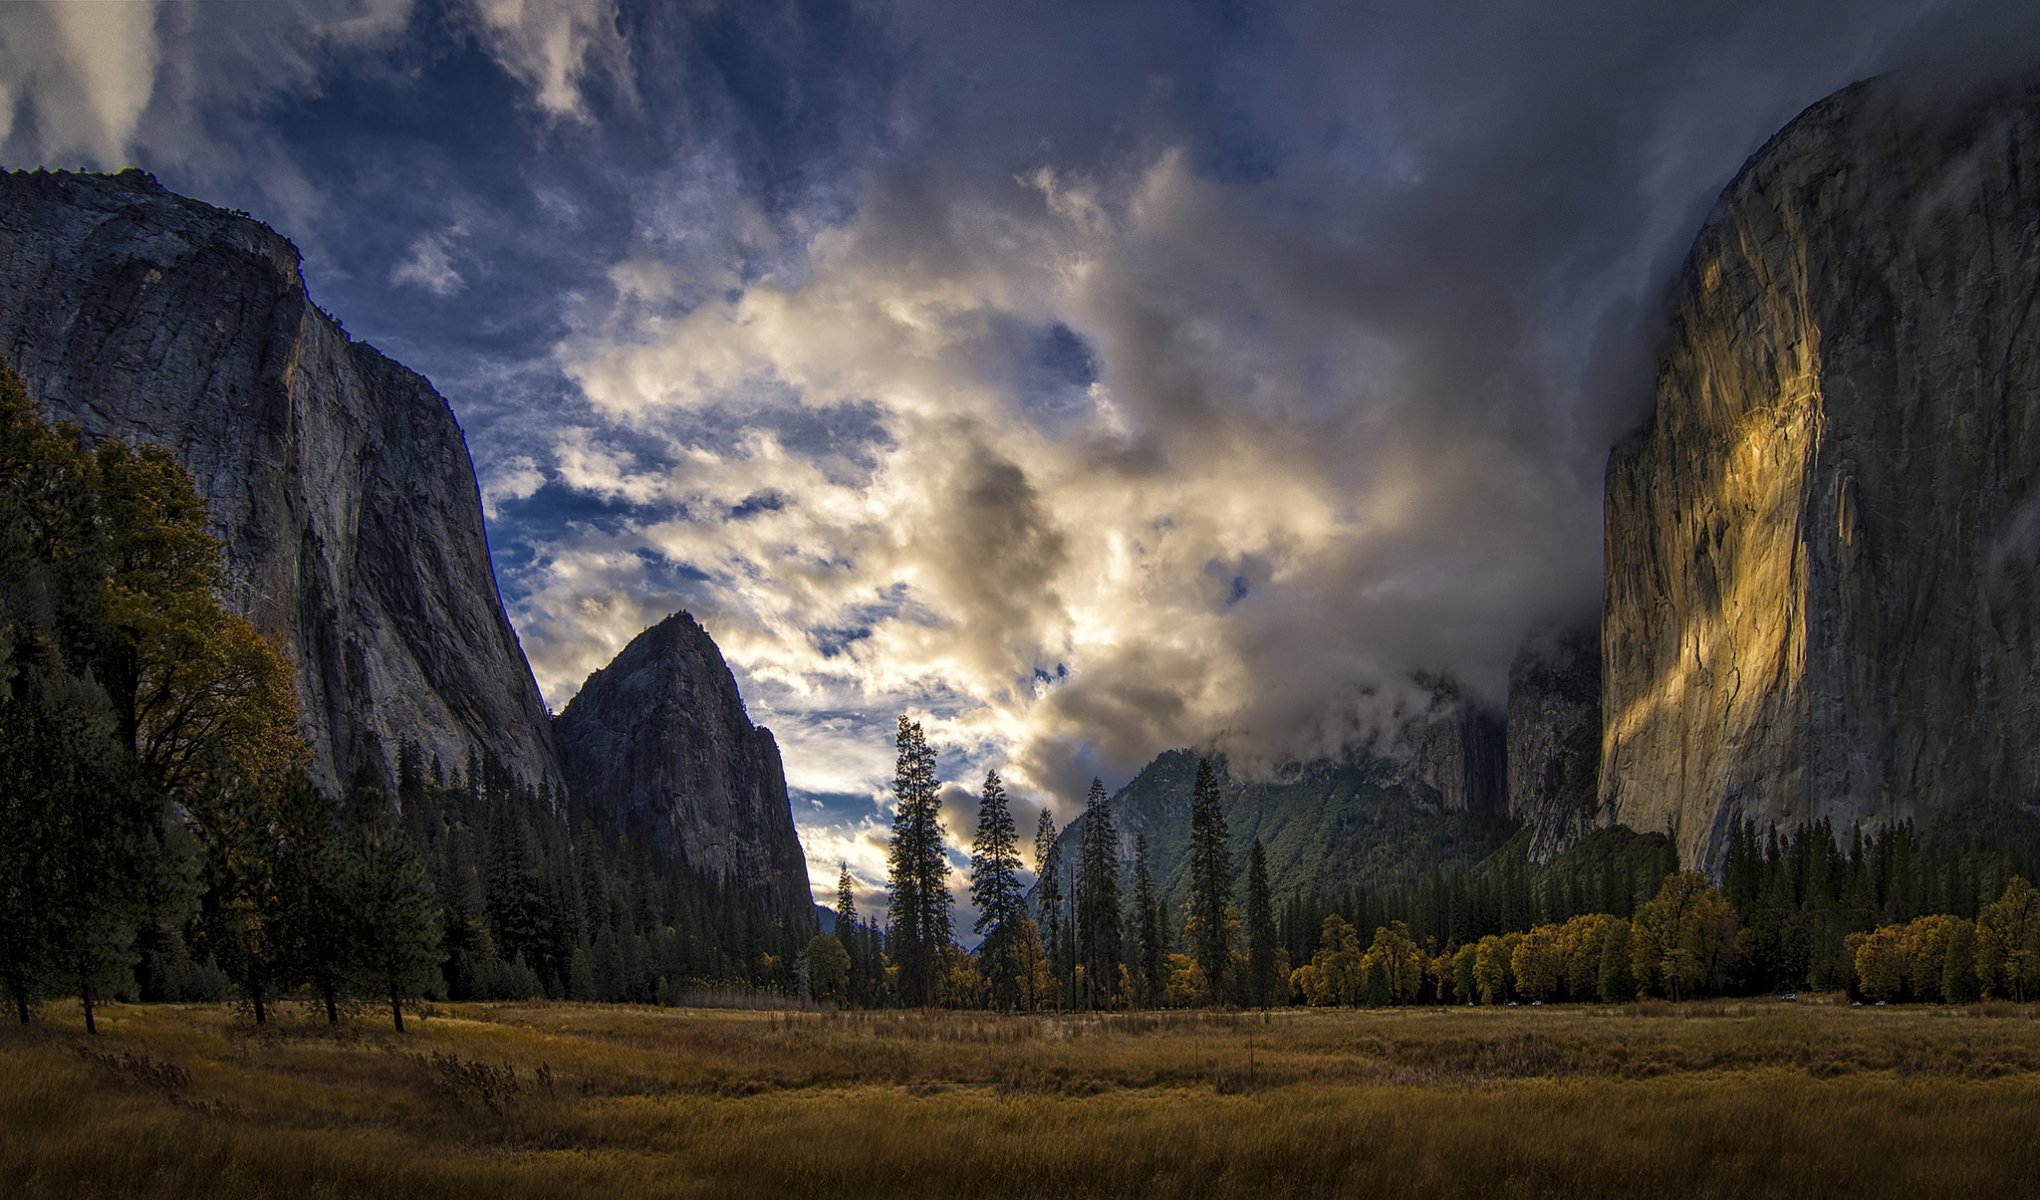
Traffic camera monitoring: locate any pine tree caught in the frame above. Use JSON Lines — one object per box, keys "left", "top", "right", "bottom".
{"left": 484, "top": 792, "right": 547, "bottom": 972}
{"left": 1076, "top": 778, "right": 1122, "bottom": 1009}
{"left": 1245, "top": 838, "right": 1279, "bottom": 1008}
{"left": 346, "top": 781, "right": 442, "bottom": 1031}
{"left": 831, "top": 862, "right": 860, "bottom": 1006}
{"left": 1131, "top": 834, "right": 1164, "bottom": 1007}
{"left": 576, "top": 823, "right": 612, "bottom": 937}
{"left": 189, "top": 771, "right": 291, "bottom": 1026}
{"left": 970, "top": 770, "right": 1027, "bottom": 1010}
{"left": 886, "top": 717, "right": 949, "bottom": 1006}
{"left": 836, "top": 862, "right": 859, "bottom": 940}
{"left": 1033, "top": 809, "right": 1066, "bottom": 1009}
{"left": 0, "top": 378, "right": 100, "bottom": 1023}
{"left": 274, "top": 769, "right": 354, "bottom": 1023}
{"left": 21, "top": 673, "right": 153, "bottom": 1032}
{"left": 439, "top": 833, "right": 495, "bottom": 1000}
{"left": 1187, "top": 757, "right": 1235, "bottom": 1005}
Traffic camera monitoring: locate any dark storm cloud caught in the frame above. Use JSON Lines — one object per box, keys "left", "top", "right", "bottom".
{"left": 9, "top": 0, "right": 2040, "bottom": 914}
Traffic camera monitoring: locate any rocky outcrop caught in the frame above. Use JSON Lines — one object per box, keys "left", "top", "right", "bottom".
{"left": 1405, "top": 684, "right": 1507, "bottom": 818}
{"left": 0, "top": 168, "right": 558, "bottom": 792}
{"left": 554, "top": 613, "right": 814, "bottom": 922}
{"left": 1507, "top": 623, "right": 1601, "bottom": 859}
{"left": 1599, "top": 77, "right": 2040, "bottom": 870}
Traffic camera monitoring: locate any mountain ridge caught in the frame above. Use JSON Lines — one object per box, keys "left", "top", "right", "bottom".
{"left": 0, "top": 169, "right": 815, "bottom": 916}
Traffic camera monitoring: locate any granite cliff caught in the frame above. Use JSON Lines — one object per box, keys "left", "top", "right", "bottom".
{"left": 0, "top": 171, "right": 815, "bottom": 916}
{"left": 1506, "top": 623, "right": 1601, "bottom": 860}
{"left": 554, "top": 613, "right": 814, "bottom": 921}
{"left": 1599, "top": 77, "right": 2040, "bottom": 869}
{"left": 0, "top": 168, "right": 558, "bottom": 791}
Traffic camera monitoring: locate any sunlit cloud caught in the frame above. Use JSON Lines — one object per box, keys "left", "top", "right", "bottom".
{"left": 9, "top": 0, "right": 2037, "bottom": 925}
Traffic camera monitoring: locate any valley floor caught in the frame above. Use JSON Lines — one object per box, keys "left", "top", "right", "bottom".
{"left": 4, "top": 999, "right": 2038, "bottom": 1199}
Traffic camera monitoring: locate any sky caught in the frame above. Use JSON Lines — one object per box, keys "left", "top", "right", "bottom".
{"left": 3, "top": 0, "right": 2036, "bottom": 920}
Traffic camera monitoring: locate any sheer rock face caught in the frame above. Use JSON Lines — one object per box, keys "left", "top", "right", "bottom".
{"left": 1507, "top": 624, "right": 1601, "bottom": 860}
{"left": 1405, "top": 692, "right": 1507, "bottom": 818}
{"left": 0, "top": 168, "right": 558, "bottom": 792}
{"left": 554, "top": 613, "right": 813, "bottom": 922}
{"left": 1600, "top": 78, "right": 2040, "bottom": 870}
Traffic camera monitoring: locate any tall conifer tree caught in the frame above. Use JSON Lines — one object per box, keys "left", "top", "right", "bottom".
{"left": 346, "top": 780, "right": 442, "bottom": 1031}
{"left": 886, "top": 717, "right": 949, "bottom": 1006}
{"left": 970, "top": 770, "right": 1027, "bottom": 1010}
{"left": 1188, "top": 757, "right": 1234, "bottom": 1005}
{"left": 275, "top": 769, "right": 354, "bottom": 1023}
{"left": 1131, "top": 833, "right": 1164, "bottom": 1007}
{"left": 1245, "top": 838, "right": 1279, "bottom": 1008}
{"left": 1033, "top": 809, "right": 1066, "bottom": 1009}
{"left": 1076, "top": 778, "right": 1123, "bottom": 1008}
{"left": 834, "top": 862, "right": 860, "bottom": 1003}
{"left": 836, "top": 862, "right": 859, "bottom": 948}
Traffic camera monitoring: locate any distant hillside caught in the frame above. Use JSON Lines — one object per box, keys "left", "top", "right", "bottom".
{"left": 1043, "top": 729, "right": 1512, "bottom": 919}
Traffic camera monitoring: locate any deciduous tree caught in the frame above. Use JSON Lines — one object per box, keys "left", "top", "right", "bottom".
{"left": 1975, "top": 875, "right": 2040, "bottom": 1002}
{"left": 1368, "top": 920, "right": 1425, "bottom": 1005}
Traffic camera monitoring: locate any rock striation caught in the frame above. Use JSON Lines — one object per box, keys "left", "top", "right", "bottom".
{"left": 1599, "top": 77, "right": 2040, "bottom": 870}
{"left": 554, "top": 613, "right": 813, "bottom": 922}
{"left": 1506, "top": 623, "right": 1601, "bottom": 860}
{"left": 0, "top": 168, "right": 558, "bottom": 792}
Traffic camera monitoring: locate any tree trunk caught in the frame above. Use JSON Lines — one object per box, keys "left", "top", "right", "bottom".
{"left": 390, "top": 988, "right": 404, "bottom": 1032}
{"left": 9, "top": 976, "right": 28, "bottom": 1024}
{"left": 79, "top": 978, "right": 96, "bottom": 1035}
{"left": 323, "top": 979, "right": 338, "bottom": 1026}
{"left": 251, "top": 987, "right": 267, "bottom": 1026}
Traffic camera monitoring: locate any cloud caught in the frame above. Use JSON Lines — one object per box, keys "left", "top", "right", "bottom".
{"left": 480, "top": 454, "right": 546, "bottom": 518}
{"left": 506, "top": 0, "right": 2040, "bottom": 848}
{"left": 0, "top": 1, "right": 632, "bottom": 202}
{"left": 0, "top": 0, "right": 161, "bottom": 167}
{"left": 11, "top": 0, "right": 2040, "bottom": 928}
{"left": 390, "top": 227, "right": 470, "bottom": 296}
{"left": 467, "top": 0, "right": 630, "bottom": 120}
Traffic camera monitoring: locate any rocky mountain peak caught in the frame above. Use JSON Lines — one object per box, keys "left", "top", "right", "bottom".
{"left": 554, "top": 612, "right": 813, "bottom": 922}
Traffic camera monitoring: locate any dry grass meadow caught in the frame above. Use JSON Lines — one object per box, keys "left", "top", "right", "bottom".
{"left": 5, "top": 998, "right": 2039, "bottom": 1199}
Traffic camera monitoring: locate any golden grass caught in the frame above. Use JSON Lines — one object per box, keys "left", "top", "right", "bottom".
{"left": 4, "top": 999, "right": 2038, "bottom": 1199}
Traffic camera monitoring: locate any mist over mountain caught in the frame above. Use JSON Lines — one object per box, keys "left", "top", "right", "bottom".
{"left": 8, "top": 3, "right": 2039, "bottom": 909}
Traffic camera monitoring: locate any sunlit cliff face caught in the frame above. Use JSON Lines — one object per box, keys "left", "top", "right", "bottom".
{"left": 5, "top": 0, "right": 2033, "bottom": 913}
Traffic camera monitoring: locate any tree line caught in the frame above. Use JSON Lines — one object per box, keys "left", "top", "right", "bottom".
{"left": 857, "top": 718, "right": 2040, "bottom": 1010}
{"left": 0, "top": 368, "right": 809, "bottom": 1031}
